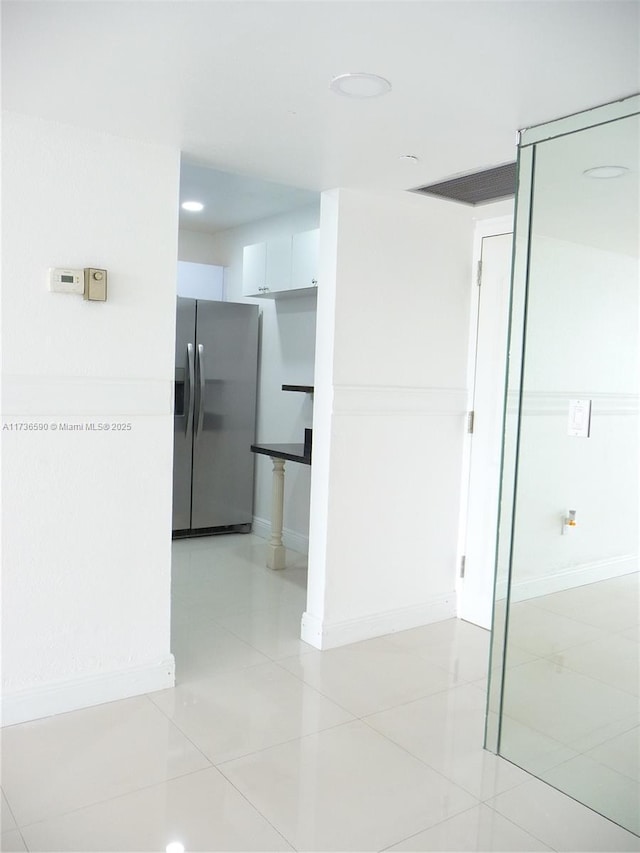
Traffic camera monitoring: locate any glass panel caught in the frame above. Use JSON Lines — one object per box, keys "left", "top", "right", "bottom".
{"left": 487, "top": 98, "right": 640, "bottom": 835}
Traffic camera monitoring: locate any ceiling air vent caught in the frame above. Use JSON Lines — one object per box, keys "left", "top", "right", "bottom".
{"left": 412, "top": 162, "right": 516, "bottom": 206}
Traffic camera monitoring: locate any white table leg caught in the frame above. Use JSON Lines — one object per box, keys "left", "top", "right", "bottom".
{"left": 266, "top": 456, "right": 287, "bottom": 570}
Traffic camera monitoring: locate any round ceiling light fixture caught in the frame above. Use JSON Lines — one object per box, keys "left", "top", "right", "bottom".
{"left": 329, "top": 72, "right": 392, "bottom": 98}
{"left": 583, "top": 166, "right": 629, "bottom": 179}
{"left": 181, "top": 200, "right": 204, "bottom": 212}
{"left": 399, "top": 154, "right": 420, "bottom": 164}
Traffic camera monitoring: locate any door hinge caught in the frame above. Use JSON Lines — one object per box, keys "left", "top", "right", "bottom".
{"left": 476, "top": 260, "right": 483, "bottom": 286}
{"left": 467, "top": 410, "right": 475, "bottom": 434}
{"left": 460, "top": 555, "right": 466, "bottom": 578}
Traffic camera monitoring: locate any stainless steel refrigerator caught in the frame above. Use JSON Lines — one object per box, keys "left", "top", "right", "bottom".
{"left": 172, "top": 298, "right": 259, "bottom": 535}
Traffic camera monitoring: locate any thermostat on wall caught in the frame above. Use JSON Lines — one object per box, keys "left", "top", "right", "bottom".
{"left": 49, "top": 267, "right": 84, "bottom": 294}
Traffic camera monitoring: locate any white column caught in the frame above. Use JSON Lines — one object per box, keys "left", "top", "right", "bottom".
{"left": 267, "top": 457, "right": 287, "bottom": 569}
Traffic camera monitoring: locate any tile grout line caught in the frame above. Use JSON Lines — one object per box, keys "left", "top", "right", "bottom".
{"left": 10, "top": 765, "right": 225, "bottom": 836}
{"left": 488, "top": 772, "right": 640, "bottom": 846}
{"left": 376, "top": 801, "right": 483, "bottom": 852}
{"left": 141, "top": 691, "right": 217, "bottom": 771}
{"left": 212, "top": 765, "right": 299, "bottom": 852}
{"left": 483, "top": 802, "right": 559, "bottom": 851}
{"left": 1, "top": 789, "right": 22, "bottom": 836}
{"left": 271, "top": 650, "right": 488, "bottom": 721}
{"left": 212, "top": 714, "right": 485, "bottom": 853}
{"left": 214, "top": 717, "right": 360, "bottom": 770}
{"left": 537, "top": 652, "right": 640, "bottom": 701}
{"left": 146, "top": 679, "right": 358, "bottom": 770}
{"left": 356, "top": 711, "right": 522, "bottom": 806}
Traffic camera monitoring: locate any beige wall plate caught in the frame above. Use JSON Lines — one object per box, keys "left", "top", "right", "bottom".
{"left": 84, "top": 268, "right": 107, "bottom": 301}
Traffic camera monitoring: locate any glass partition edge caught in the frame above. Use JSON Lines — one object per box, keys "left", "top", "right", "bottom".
{"left": 520, "top": 93, "right": 640, "bottom": 147}
{"left": 484, "top": 142, "right": 535, "bottom": 752}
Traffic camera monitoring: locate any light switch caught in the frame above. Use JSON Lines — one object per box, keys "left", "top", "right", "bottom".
{"left": 568, "top": 399, "right": 591, "bottom": 437}
{"left": 84, "top": 268, "right": 108, "bottom": 301}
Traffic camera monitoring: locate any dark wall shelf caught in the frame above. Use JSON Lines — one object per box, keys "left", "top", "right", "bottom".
{"left": 282, "top": 384, "right": 314, "bottom": 394}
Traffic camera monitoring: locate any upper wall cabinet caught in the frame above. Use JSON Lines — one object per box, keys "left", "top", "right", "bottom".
{"left": 291, "top": 229, "right": 319, "bottom": 292}
{"left": 242, "top": 242, "right": 268, "bottom": 297}
{"left": 242, "top": 228, "right": 319, "bottom": 298}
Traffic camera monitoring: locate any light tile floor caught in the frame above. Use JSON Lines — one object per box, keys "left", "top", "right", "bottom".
{"left": 1, "top": 535, "right": 638, "bottom": 852}
{"left": 500, "top": 572, "right": 640, "bottom": 836}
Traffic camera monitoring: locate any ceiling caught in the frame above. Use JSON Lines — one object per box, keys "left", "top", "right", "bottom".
{"left": 178, "top": 163, "right": 318, "bottom": 233}
{"left": 3, "top": 1, "right": 639, "bottom": 233}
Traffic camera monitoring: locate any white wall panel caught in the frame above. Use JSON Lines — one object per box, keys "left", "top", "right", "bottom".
{"left": 1, "top": 112, "right": 179, "bottom": 723}
{"left": 306, "top": 188, "right": 474, "bottom": 649}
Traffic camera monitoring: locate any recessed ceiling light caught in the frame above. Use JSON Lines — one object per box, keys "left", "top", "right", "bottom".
{"left": 166, "top": 843, "right": 185, "bottom": 853}
{"left": 583, "top": 166, "right": 629, "bottom": 179}
{"left": 181, "top": 201, "right": 204, "bottom": 212}
{"left": 399, "top": 154, "right": 420, "bottom": 163}
{"left": 329, "top": 73, "right": 392, "bottom": 98}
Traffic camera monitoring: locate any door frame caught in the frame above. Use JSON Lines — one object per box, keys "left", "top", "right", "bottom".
{"left": 456, "top": 215, "right": 514, "bottom": 628}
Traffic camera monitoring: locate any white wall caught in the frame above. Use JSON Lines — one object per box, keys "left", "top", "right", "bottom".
{"left": 179, "top": 205, "right": 319, "bottom": 549}
{"left": 509, "top": 235, "right": 638, "bottom": 599}
{"left": 176, "top": 260, "right": 225, "bottom": 300}
{"left": 304, "top": 188, "right": 475, "bottom": 649}
{"left": 178, "top": 229, "right": 225, "bottom": 266}
{"left": 1, "top": 112, "right": 179, "bottom": 724}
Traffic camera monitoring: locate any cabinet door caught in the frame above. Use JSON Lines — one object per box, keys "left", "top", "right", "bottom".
{"left": 242, "top": 242, "right": 267, "bottom": 296}
{"left": 265, "top": 236, "right": 292, "bottom": 293}
{"left": 291, "top": 229, "right": 319, "bottom": 291}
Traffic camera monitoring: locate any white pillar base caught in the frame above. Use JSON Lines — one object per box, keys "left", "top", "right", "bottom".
{"left": 267, "top": 543, "right": 287, "bottom": 570}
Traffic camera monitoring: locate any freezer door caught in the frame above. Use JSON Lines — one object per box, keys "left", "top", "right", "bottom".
{"left": 191, "top": 300, "right": 259, "bottom": 529}
{"left": 172, "top": 297, "right": 196, "bottom": 531}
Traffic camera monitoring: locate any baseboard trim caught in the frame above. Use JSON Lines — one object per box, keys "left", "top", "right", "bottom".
{"left": 252, "top": 516, "right": 309, "bottom": 554}
{"left": 301, "top": 593, "right": 457, "bottom": 650}
{"left": 507, "top": 555, "right": 637, "bottom": 602}
{"left": 1, "top": 656, "right": 175, "bottom": 727}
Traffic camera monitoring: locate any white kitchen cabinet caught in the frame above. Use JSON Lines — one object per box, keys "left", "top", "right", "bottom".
{"left": 266, "top": 236, "right": 292, "bottom": 292}
{"left": 242, "top": 228, "right": 319, "bottom": 298}
{"left": 242, "top": 242, "right": 267, "bottom": 297}
{"left": 291, "top": 228, "right": 319, "bottom": 292}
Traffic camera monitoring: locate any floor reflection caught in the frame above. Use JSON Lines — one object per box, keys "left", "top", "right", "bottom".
{"left": 500, "top": 571, "right": 639, "bottom": 835}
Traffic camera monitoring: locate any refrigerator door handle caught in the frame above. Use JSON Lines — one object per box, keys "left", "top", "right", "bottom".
{"left": 185, "top": 343, "right": 195, "bottom": 436}
{"left": 196, "top": 343, "right": 205, "bottom": 436}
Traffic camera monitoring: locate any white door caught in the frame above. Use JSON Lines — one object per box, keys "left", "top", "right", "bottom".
{"left": 459, "top": 228, "right": 513, "bottom": 628}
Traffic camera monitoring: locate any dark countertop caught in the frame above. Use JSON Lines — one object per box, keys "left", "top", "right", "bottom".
{"left": 281, "top": 384, "right": 314, "bottom": 394}
{"left": 250, "top": 443, "right": 311, "bottom": 465}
